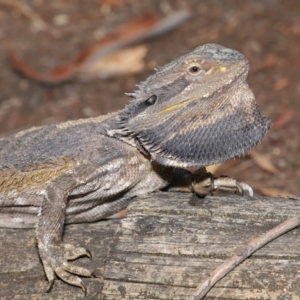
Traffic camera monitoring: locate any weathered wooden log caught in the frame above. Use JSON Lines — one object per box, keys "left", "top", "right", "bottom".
{"left": 0, "top": 191, "right": 299, "bottom": 299}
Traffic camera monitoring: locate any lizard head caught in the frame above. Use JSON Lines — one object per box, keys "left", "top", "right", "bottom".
{"left": 117, "top": 44, "right": 271, "bottom": 168}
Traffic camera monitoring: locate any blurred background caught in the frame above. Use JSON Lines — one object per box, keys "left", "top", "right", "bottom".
{"left": 0, "top": 0, "right": 298, "bottom": 197}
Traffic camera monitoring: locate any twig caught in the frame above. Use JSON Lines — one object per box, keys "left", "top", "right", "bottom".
{"left": 188, "top": 212, "right": 300, "bottom": 300}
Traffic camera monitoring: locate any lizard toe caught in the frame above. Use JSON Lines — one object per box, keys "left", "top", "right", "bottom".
{"left": 64, "top": 243, "right": 92, "bottom": 260}
{"left": 55, "top": 267, "right": 87, "bottom": 293}
{"left": 62, "top": 261, "right": 93, "bottom": 277}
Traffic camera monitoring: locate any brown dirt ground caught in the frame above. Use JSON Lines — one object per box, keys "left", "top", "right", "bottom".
{"left": 0, "top": 0, "right": 299, "bottom": 196}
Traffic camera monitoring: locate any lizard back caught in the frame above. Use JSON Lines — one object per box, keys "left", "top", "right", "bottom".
{"left": 0, "top": 113, "right": 116, "bottom": 171}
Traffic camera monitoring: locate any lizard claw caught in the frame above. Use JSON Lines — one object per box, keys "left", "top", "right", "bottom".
{"left": 46, "top": 278, "right": 55, "bottom": 293}
{"left": 86, "top": 249, "right": 92, "bottom": 259}
{"left": 191, "top": 171, "right": 254, "bottom": 197}
{"left": 81, "top": 281, "right": 87, "bottom": 296}
{"left": 238, "top": 181, "right": 254, "bottom": 197}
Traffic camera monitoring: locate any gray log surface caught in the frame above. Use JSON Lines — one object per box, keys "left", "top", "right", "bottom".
{"left": 0, "top": 191, "right": 299, "bottom": 300}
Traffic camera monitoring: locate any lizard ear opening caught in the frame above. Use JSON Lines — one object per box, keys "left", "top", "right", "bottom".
{"left": 119, "top": 94, "right": 158, "bottom": 123}
{"left": 145, "top": 95, "right": 157, "bottom": 106}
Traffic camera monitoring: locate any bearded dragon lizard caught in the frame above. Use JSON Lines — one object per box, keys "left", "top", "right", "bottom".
{"left": 0, "top": 44, "right": 271, "bottom": 293}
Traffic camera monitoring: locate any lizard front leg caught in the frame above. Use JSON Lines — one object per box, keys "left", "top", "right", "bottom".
{"left": 36, "top": 137, "right": 156, "bottom": 293}
{"left": 37, "top": 171, "right": 93, "bottom": 294}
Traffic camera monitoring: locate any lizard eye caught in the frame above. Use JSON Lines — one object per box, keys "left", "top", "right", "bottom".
{"left": 190, "top": 66, "right": 200, "bottom": 73}
{"left": 188, "top": 65, "right": 203, "bottom": 75}
{"left": 145, "top": 95, "right": 157, "bottom": 106}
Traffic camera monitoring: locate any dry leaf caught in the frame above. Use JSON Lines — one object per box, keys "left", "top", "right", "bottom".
{"left": 273, "top": 77, "right": 290, "bottom": 91}
{"left": 78, "top": 45, "right": 148, "bottom": 79}
{"left": 251, "top": 150, "right": 280, "bottom": 175}
{"left": 216, "top": 159, "right": 253, "bottom": 177}
{"left": 255, "top": 187, "right": 296, "bottom": 198}
{"left": 272, "top": 108, "right": 293, "bottom": 130}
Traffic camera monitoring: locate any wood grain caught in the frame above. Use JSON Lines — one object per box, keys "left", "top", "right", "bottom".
{"left": 0, "top": 192, "right": 299, "bottom": 299}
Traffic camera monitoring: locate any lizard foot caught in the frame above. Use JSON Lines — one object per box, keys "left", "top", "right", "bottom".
{"left": 40, "top": 243, "right": 93, "bottom": 293}
{"left": 192, "top": 171, "right": 253, "bottom": 197}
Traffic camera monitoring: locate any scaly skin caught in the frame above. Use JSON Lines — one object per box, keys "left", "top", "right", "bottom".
{"left": 0, "top": 44, "right": 270, "bottom": 293}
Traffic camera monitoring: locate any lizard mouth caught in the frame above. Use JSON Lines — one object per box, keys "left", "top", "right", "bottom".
{"left": 160, "top": 97, "right": 195, "bottom": 113}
